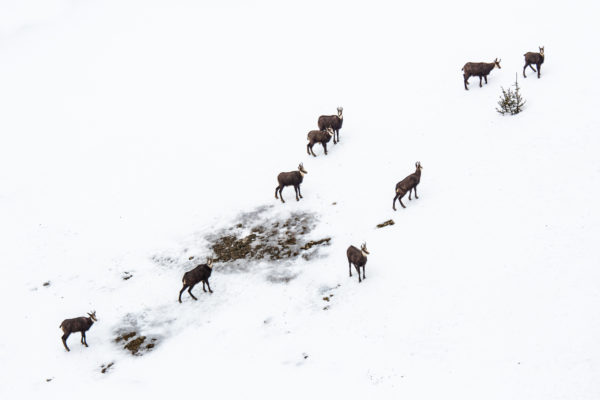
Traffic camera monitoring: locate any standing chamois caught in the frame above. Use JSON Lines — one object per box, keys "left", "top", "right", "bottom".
{"left": 307, "top": 127, "right": 334, "bottom": 157}
{"left": 274, "top": 163, "right": 307, "bottom": 203}
{"left": 347, "top": 243, "right": 369, "bottom": 283}
{"left": 179, "top": 258, "right": 214, "bottom": 303}
{"left": 462, "top": 58, "right": 501, "bottom": 90}
{"left": 59, "top": 311, "right": 97, "bottom": 352}
{"left": 523, "top": 46, "right": 544, "bottom": 78}
{"left": 318, "top": 107, "right": 343, "bottom": 144}
{"left": 393, "top": 162, "right": 423, "bottom": 211}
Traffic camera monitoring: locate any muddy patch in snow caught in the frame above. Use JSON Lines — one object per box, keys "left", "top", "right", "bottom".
{"left": 153, "top": 206, "right": 332, "bottom": 282}
{"left": 114, "top": 313, "right": 163, "bottom": 356}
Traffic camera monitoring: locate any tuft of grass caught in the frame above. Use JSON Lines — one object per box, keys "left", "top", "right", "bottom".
{"left": 115, "top": 331, "right": 137, "bottom": 343}
{"left": 376, "top": 219, "right": 395, "bottom": 228}
{"left": 124, "top": 336, "right": 146, "bottom": 355}
{"left": 301, "top": 238, "right": 331, "bottom": 250}
{"left": 100, "top": 362, "right": 115, "bottom": 374}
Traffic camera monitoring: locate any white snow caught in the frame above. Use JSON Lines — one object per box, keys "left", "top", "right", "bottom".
{"left": 1, "top": 0, "right": 600, "bottom": 398}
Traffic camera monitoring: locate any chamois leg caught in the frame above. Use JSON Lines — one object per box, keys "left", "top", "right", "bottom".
{"left": 349, "top": 261, "right": 352, "bottom": 277}
{"left": 398, "top": 194, "right": 407, "bottom": 209}
{"left": 306, "top": 143, "right": 311, "bottom": 156}
{"left": 529, "top": 64, "right": 537, "bottom": 72}
{"left": 479, "top": 76, "right": 483, "bottom": 87}
{"left": 62, "top": 332, "right": 71, "bottom": 352}
{"left": 464, "top": 74, "right": 469, "bottom": 90}
{"left": 297, "top": 184, "right": 303, "bottom": 199}
{"left": 294, "top": 185, "right": 300, "bottom": 201}
{"left": 393, "top": 193, "right": 400, "bottom": 211}
{"left": 309, "top": 143, "right": 316, "bottom": 157}
{"left": 523, "top": 64, "right": 528, "bottom": 78}
{"left": 484, "top": 75, "right": 488, "bottom": 85}
{"left": 323, "top": 142, "right": 328, "bottom": 155}
{"left": 413, "top": 185, "right": 418, "bottom": 199}
{"left": 336, "top": 130, "right": 340, "bottom": 143}
{"left": 362, "top": 262, "right": 366, "bottom": 280}
{"left": 179, "top": 284, "right": 188, "bottom": 303}
{"left": 537, "top": 64, "right": 541, "bottom": 78}
{"left": 279, "top": 187, "right": 285, "bottom": 203}
{"left": 203, "top": 280, "right": 213, "bottom": 293}
{"left": 275, "top": 185, "right": 280, "bottom": 200}
{"left": 187, "top": 284, "right": 198, "bottom": 300}
{"left": 356, "top": 266, "right": 362, "bottom": 283}
{"left": 408, "top": 188, "right": 413, "bottom": 201}
{"left": 81, "top": 332, "right": 88, "bottom": 347}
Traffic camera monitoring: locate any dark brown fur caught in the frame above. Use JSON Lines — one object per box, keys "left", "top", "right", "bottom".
{"left": 523, "top": 47, "right": 544, "bottom": 78}
{"left": 393, "top": 162, "right": 423, "bottom": 211}
{"left": 347, "top": 243, "right": 369, "bottom": 283}
{"left": 307, "top": 127, "right": 334, "bottom": 157}
{"left": 462, "top": 58, "right": 501, "bottom": 90}
{"left": 318, "top": 107, "right": 343, "bottom": 144}
{"left": 179, "top": 259, "right": 214, "bottom": 303}
{"left": 59, "top": 311, "right": 97, "bottom": 352}
{"left": 275, "top": 163, "right": 307, "bottom": 203}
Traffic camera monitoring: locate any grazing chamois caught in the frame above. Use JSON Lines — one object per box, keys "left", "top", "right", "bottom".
{"left": 393, "top": 162, "right": 423, "bottom": 211}
{"left": 523, "top": 46, "right": 544, "bottom": 78}
{"left": 462, "top": 58, "right": 501, "bottom": 90}
{"left": 274, "top": 163, "right": 307, "bottom": 203}
{"left": 307, "top": 127, "right": 334, "bottom": 157}
{"left": 347, "top": 243, "right": 369, "bottom": 283}
{"left": 179, "top": 258, "right": 214, "bottom": 303}
{"left": 318, "top": 107, "right": 343, "bottom": 144}
{"left": 59, "top": 311, "right": 97, "bottom": 352}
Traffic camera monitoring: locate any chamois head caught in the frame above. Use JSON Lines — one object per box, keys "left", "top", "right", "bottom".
{"left": 298, "top": 163, "right": 307, "bottom": 175}
{"left": 87, "top": 311, "right": 97, "bottom": 322}
{"left": 360, "top": 242, "right": 370, "bottom": 255}
{"left": 207, "top": 257, "right": 214, "bottom": 269}
{"left": 326, "top": 127, "right": 334, "bottom": 137}
{"left": 416, "top": 161, "right": 423, "bottom": 171}
{"left": 539, "top": 46, "right": 544, "bottom": 56}
{"left": 494, "top": 58, "right": 502, "bottom": 69}
{"left": 337, "top": 106, "right": 343, "bottom": 118}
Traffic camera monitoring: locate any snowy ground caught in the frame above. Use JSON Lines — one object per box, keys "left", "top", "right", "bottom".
{"left": 1, "top": 0, "right": 600, "bottom": 398}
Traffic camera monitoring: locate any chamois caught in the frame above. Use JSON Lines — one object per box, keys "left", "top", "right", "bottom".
{"left": 347, "top": 243, "right": 369, "bottom": 283}
{"left": 59, "top": 311, "right": 97, "bottom": 352}
{"left": 523, "top": 46, "right": 544, "bottom": 78}
{"left": 462, "top": 58, "right": 501, "bottom": 90}
{"left": 179, "top": 258, "right": 214, "bottom": 303}
{"left": 307, "top": 127, "right": 334, "bottom": 157}
{"left": 318, "top": 107, "right": 343, "bottom": 144}
{"left": 274, "top": 163, "right": 307, "bottom": 203}
{"left": 393, "top": 162, "right": 423, "bottom": 211}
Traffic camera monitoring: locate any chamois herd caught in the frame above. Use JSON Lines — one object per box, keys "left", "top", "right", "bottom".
{"left": 59, "top": 46, "right": 546, "bottom": 351}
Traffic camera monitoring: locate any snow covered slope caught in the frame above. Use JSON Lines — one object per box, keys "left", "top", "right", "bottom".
{"left": 1, "top": 1, "right": 599, "bottom": 398}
